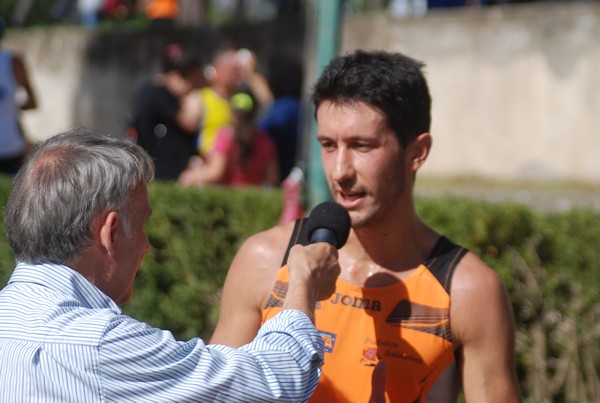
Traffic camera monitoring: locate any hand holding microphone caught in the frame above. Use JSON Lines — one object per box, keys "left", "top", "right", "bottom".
{"left": 306, "top": 201, "right": 351, "bottom": 248}
{"left": 285, "top": 202, "right": 351, "bottom": 317}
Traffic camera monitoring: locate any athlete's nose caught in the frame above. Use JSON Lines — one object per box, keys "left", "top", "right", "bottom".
{"left": 331, "top": 148, "right": 355, "bottom": 185}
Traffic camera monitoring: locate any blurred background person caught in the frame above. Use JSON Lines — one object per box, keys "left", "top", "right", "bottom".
{"left": 257, "top": 50, "right": 303, "bottom": 183}
{"left": 178, "top": 90, "right": 278, "bottom": 188}
{"left": 77, "top": 0, "right": 103, "bottom": 28}
{"left": 130, "top": 40, "right": 203, "bottom": 181}
{"left": 103, "top": 0, "right": 137, "bottom": 20}
{"left": 0, "top": 17, "right": 37, "bottom": 175}
{"left": 237, "top": 47, "right": 274, "bottom": 109}
{"left": 194, "top": 45, "right": 243, "bottom": 156}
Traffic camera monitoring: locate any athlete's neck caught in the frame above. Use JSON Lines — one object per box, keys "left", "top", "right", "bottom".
{"left": 345, "top": 212, "right": 439, "bottom": 274}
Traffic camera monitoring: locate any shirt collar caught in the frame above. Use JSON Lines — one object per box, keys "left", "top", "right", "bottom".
{"left": 8, "top": 262, "right": 121, "bottom": 314}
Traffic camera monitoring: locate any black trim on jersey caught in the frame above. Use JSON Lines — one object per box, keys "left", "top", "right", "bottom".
{"left": 281, "top": 219, "right": 468, "bottom": 295}
{"left": 423, "top": 236, "right": 469, "bottom": 294}
{"left": 281, "top": 218, "right": 309, "bottom": 266}
{"left": 279, "top": 219, "right": 468, "bottom": 387}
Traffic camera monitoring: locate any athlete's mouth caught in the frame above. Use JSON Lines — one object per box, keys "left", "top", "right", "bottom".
{"left": 338, "top": 190, "right": 366, "bottom": 202}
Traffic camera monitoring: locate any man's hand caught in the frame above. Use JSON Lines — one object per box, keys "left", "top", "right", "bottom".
{"left": 283, "top": 243, "right": 340, "bottom": 321}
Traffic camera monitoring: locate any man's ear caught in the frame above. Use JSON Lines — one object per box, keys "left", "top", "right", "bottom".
{"left": 408, "top": 132, "right": 432, "bottom": 172}
{"left": 98, "top": 211, "right": 119, "bottom": 258}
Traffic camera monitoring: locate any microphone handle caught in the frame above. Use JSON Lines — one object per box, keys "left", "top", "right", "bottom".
{"left": 310, "top": 228, "right": 338, "bottom": 248}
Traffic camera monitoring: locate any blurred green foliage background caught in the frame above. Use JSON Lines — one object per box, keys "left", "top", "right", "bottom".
{"left": 1, "top": 174, "right": 598, "bottom": 401}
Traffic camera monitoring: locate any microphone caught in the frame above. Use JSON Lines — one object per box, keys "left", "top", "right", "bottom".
{"left": 306, "top": 201, "right": 351, "bottom": 249}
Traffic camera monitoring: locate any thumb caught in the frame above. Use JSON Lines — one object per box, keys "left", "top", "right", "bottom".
{"left": 368, "top": 360, "right": 387, "bottom": 403}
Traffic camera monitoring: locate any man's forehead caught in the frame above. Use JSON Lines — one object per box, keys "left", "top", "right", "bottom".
{"left": 315, "top": 101, "right": 397, "bottom": 144}
{"left": 316, "top": 100, "right": 386, "bottom": 123}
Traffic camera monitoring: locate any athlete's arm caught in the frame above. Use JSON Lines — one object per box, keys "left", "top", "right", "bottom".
{"left": 451, "top": 253, "right": 522, "bottom": 402}
{"left": 210, "top": 224, "right": 294, "bottom": 347}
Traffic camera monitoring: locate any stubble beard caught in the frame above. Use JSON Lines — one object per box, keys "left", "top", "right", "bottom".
{"left": 349, "top": 174, "right": 407, "bottom": 231}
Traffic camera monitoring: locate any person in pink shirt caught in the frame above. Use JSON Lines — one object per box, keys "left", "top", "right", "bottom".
{"left": 178, "top": 90, "right": 279, "bottom": 188}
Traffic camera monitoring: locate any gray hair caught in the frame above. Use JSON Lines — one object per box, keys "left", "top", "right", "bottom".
{"left": 4, "top": 129, "right": 155, "bottom": 265}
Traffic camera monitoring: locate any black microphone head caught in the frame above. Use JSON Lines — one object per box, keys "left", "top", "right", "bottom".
{"left": 306, "top": 201, "right": 351, "bottom": 249}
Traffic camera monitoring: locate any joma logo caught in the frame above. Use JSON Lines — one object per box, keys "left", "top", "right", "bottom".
{"left": 330, "top": 293, "right": 382, "bottom": 311}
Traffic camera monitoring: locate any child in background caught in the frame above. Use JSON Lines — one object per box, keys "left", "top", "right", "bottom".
{"left": 178, "top": 90, "right": 279, "bottom": 188}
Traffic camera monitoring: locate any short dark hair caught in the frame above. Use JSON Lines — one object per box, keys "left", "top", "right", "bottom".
{"left": 311, "top": 49, "right": 431, "bottom": 148}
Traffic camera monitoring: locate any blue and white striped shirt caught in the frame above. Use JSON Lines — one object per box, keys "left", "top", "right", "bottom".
{"left": 0, "top": 262, "right": 324, "bottom": 402}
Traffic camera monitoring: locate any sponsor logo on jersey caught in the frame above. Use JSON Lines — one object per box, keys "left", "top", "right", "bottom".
{"left": 318, "top": 330, "right": 337, "bottom": 353}
{"left": 330, "top": 293, "right": 383, "bottom": 311}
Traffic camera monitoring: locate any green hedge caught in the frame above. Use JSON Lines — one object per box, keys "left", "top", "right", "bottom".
{"left": 126, "top": 181, "right": 283, "bottom": 341}
{"left": 417, "top": 197, "right": 600, "bottom": 402}
{"left": 1, "top": 174, "right": 598, "bottom": 402}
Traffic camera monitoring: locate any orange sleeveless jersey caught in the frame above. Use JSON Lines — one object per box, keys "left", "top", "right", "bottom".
{"left": 261, "top": 222, "right": 467, "bottom": 402}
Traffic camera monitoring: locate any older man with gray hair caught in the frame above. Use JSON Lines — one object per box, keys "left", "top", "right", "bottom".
{"left": 0, "top": 130, "right": 340, "bottom": 402}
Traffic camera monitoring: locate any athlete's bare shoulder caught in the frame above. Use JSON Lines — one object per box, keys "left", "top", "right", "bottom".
{"left": 449, "top": 251, "right": 521, "bottom": 401}
{"left": 210, "top": 221, "right": 299, "bottom": 346}
{"left": 234, "top": 221, "right": 297, "bottom": 274}
{"left": 450, "top": 251, "right": 510, "bottom": 344}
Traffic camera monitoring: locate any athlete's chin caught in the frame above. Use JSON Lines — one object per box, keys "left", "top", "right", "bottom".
{"left": 349, "top": 203, "right": 394, "bottom": 229}
{"left": 348, "top": 211, "right": 378, "bottom": 230}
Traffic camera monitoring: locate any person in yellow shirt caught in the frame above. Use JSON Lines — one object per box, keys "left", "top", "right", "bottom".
{"left": 191, "top": 46, "right": 272, "bottom": 157}
{"left": 194, "top": 47, "right": 241, "bottom": 156}
{"left": 209, "top": 49, "right": 522, "bottom": 403}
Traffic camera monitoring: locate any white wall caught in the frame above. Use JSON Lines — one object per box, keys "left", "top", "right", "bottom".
{"left": 342, "top": 3, "right": 600, "bottom": 182}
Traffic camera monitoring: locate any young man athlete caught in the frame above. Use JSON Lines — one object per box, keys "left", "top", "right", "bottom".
{"left": 210, "top": 49, "right": 522, "bottom": 402}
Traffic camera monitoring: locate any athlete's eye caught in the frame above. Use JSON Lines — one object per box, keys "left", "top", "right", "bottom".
{"left": 319, "top": 140, "right": 336, "bottom": 151}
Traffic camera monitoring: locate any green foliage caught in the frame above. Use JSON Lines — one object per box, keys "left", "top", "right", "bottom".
{"left": 418, "top": 195, "right": 600, "bottom": 401}
{"left": 125, "top": 182, "right": 283, "bottom": 340}
{"left": 418, "top": 197, "right": 535, "bottom": 286}
{"left": 1, "top": 174, "right": 599, "bottom": 400}
{"left": 0, "top": 174, "right": 16, "bottom": 283}
{"left": 1, "top": 2, "right": 63, "bottom": 28}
